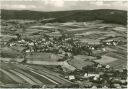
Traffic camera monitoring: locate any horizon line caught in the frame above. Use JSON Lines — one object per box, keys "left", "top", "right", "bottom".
{"left": 1, "top": 8, "right": 126, "bottom": 12}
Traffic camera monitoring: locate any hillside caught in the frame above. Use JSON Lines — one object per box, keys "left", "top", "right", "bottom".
{"left": 1, "top": 9, "right": 127, "bottom": 25}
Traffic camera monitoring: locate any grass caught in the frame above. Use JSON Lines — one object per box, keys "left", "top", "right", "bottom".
{"left": 94, "top": 55, "right": 118, "bottom": 64}
{"left": 20, "top": 69, "right": 54, "bottom": 84}
{"left": 80, "top": 38, "right": 100, "bottom": 45}
{"left": 83, "top": 33, "right": 106, "bottom": 39}
{"left": 0, "top": 71, "right": 18, "bottom": 84}
{"left": 25, "top": 53, "right": 59, "bottom": 62}
{"left": 106, "top": 52, "right": 126, "bottom": 60}
{"left": 0, "top": 47, "right": 22, "bottom": 58}
{"left": 103, "top": 47, "right": 127, "bottom": 70}
{"left": 1, "top": 20, "right": 127, "bottom": 75}
{"left": 107, "top": 59, "right": 127, "bottom": 70}
{"left": 0, "top": 68, "right": 26, "bottom": 84}
{"left": 0, "top": 62, "right": 72, "bottom": 85}
{"left": 68, "top": 55, "right": 95, "bottom": 69}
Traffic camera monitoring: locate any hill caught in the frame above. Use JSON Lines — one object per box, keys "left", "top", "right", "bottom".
{"left": 1, "top": 9, "right": 127, "bottom": 25}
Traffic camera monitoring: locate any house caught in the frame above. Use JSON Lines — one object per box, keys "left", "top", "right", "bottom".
{"left": 105, "top": 65, "right": 110, "bottom": 69}
{"left": 25, "top": 50, "right": 31, "bottom": 53}
{"left": 9, "top": 43, "right": 16, "bottom": 47}
{"left": 64, "top": 74, "right": 75, "bottom": 80}
{"left": 68, "top": 75, "right": 75, "bottom": 80}
{"left": 97, "top": 64, "right": 102, "bottom": 68}
{"left": 93, "top": 76, "right": 98, "bottom": 80}
{"left": 84, "top": 73, "right": 100, "bottom": 78}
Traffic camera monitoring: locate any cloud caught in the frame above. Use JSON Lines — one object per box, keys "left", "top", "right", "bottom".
{"left": 2, "top": 4, "right": 36, "bottom": 10}
{"left": 2, "top": 5, "right": 26, "bottom": 9}
{"left": 44, "top": 0, "right": 64, "bottom": 7}
{"left": 90, "top": 1, "right": 127, "bottom": 8}
{"left": 1, "top": 1, "right": 127, "bottom": 11}
{"left": 95, "top": 1, "right": 103, "bottom": 6}
{"left": 53, "top": 0, "right": 64, "bottom": 7}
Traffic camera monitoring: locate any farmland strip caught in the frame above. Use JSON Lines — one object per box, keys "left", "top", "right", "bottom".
{"left": 27, "top": 66, "right": 72, "bottom": 84}
{"left": 9, "top": 70, "right": 37, "bottom": 85}
{"left": 0, "top": 68, "right": 25, "bottom": 83}
{"left": 29, "top": 69, "right": 58, "bottom": 84}
{"left": 20, "top": 69, "right": 54, "bottom": 84}
{"left": 0, "top": 81, "right": 4, "bottom": 85}
{"left": 14, "top": 69, "right": 43, "bottom": 85}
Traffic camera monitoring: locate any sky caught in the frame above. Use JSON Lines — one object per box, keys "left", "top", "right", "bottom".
{"left": 1, "top": 0, "right": 128, "bottom": 11}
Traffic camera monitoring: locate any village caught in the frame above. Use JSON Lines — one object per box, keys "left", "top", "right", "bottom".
{"left": 0, "top": 19, "right": 127, "bottom": 88}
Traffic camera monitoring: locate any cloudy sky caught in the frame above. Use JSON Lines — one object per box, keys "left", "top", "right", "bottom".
{"left": 1, "top": 0, "right": 127, "bottom": 11}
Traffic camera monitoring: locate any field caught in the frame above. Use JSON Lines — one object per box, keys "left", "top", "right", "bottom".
{"left": 0, "top": 62, "right": 72, "bottom": 87}
{"left": 0, "top": 16, "right": 127, "bottom": 87}
{"left": 68, "top": 55, "right": 95, "bottom": 69}
{"left": 56, "top": 22, "right": 127, "bottom": 68}
{"left": 1, "top": 20, "right": 127, "bottom": 69}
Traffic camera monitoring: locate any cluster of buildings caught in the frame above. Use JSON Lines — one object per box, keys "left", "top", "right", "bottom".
{"left": 62, "top": 63, "right": 127, "bottom": 88}
{"left": 1, "top": 21, "right": 127, "bottom": 88}
{"left": 101, "top": 36, "right": 126, "bottom": 46}
{"left": 6, "top": 33, "right": 93, "bottom": 56}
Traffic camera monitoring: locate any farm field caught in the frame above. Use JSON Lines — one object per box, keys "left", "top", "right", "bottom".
{"left": 0, "top": 11, "right": 127, "bottom": 88}
{"left": 1, "top": 20, "right": 127, "bottom": 70}
{"left": 94, "top": 55, "right": 118, "bottom": 64}
{"left": 61, "top": 22, "right": 127, "bottom": 70}
{"left": 0, "top": 1, "right": 127, "bottom": 87}
{"left": 0, "top": 62, "right": 72, "bottom": 87}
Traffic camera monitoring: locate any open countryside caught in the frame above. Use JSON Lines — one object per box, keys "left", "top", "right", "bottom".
{"left": 0, "top": 9, "right": 127, "bottom": 88}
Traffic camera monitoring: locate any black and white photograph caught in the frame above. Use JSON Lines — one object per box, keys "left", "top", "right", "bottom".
{"left": 0, "top": 0, "right": 127, "bottom": 88}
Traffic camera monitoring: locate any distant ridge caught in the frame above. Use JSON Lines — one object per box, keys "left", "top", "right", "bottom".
{"left": 1, "top": 9, "right": 127, "bottom": 25}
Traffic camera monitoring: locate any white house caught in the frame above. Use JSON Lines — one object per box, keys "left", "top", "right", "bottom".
{"left": 84, "top": 73, "right": 100, "bottom": 78}
{"left": 68, "top": 75, "right": 75, "bottom": 80}
{"left": 106, "top": 65, "right": 110, "bottom": 69}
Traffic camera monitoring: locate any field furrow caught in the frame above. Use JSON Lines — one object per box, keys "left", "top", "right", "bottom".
{"left": 13, "top": 69, "right": 43, "bottom": 85}
{"left": 0, "top": 68, "right": 26, "bottom": 84}
{"left": 9, "top": 70, "right": 37, "bottom": 85}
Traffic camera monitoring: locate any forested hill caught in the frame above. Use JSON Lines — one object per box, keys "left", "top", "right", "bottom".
{"left": 1, "top": 9, "right": 127, "bottom": 25}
